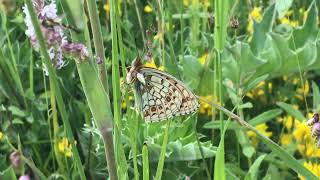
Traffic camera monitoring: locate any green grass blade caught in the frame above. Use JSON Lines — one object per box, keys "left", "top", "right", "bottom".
{"left": 155, "top": 120, "right": 171, "bottom": 180}
{"left": 214, "top": 120, "right": 231, "bottom": 180}
{"left": 142, "top": 143, "right": 149, "bottom": 180}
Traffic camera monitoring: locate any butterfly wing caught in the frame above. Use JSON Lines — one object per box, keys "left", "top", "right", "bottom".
{"left": 134, "top": 70, "right": 183, "bottom": 122}
{"left": 139, "top": 68, "right": 199, "bottom": 122}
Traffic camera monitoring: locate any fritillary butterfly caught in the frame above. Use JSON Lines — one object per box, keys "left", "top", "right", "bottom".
{"left": 126, "top": 58, "right": 199, "bottom": 122}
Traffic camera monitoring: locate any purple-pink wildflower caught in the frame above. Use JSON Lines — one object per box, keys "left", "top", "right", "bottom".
{"left": 23, "top": 0, "right": 88, "bottom": 75}
{"left": 10, "top": 151, "right": 21, "bottom": 168}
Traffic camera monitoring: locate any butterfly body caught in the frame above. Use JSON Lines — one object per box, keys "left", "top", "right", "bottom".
{"left": 127, "top": 58, "right": 199, "bottom": 122}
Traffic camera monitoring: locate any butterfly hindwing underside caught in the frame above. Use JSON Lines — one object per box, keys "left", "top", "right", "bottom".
{"left": 136, "top": 68, "right": 199, "bottom": 122}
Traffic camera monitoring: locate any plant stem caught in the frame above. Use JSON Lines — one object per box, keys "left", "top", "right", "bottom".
{"left": 86, "top": 0, "right": 109, "bottom": 94}
{"left": 133, "top": 0, "right": 146, "bottom": 43}
{"left": 142, "top": 143, "right": 149, "bottom": 180}
{"left": 24, "top": 1, "right": 86, "bottom": 179}
{"left": 155, "top": 119, "right": 171, "bottom": 180}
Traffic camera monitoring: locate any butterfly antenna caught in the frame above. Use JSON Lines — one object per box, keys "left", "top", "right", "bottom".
{"left": 134, "top": 37, "right": 140, "bottom": 58}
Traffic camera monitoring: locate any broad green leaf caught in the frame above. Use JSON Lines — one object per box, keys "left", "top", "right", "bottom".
{"left": 275, "top": 0, "right": 293, "bottom": 18}
{"left": 262, "top": 164, "right": 281, "bottom": 180}
{"left": 238, "top": 102, "right": 253, "bottom": 109}
{"left": 249, "top": 109, "right": 283, "bottom": 125}
{"left": 223, "top": 41, "right": 266, "bottom": 85}
{"left": 276, "top": 102, "right": 305, "bottom": 121}
{"left": 312, "top": 81, "right": 320, "bottom": 110}
{"left": 8, "top": 105, "right": 27, "bottom": 117}
{"left": 250, "top": 4, "right": 276, "bottom": 54}
{"left": 291, "top": 2, "right": 319, "bottom": 49}
{"left": 181, "top": 55, "right": 203, "bottom": 89}
{"left": 252, "top": 34, "right": 281, "bottom": 78}
{"left": 237, "top": 129, "right": 255, "bottom": 158}
{"left": 0, "top": 166, "right": 17, "bottom": 180}
{"left": 147, "top": 140, "right": 216, "bottom": 162}
{"left": 244, "top": 154, "right": 267, "bottom": 180}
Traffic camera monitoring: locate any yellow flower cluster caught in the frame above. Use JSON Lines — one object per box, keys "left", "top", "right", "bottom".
{"left": 299, "top": 161, "right": 320, "bottom": 180}
{"left": 199, "top": 95, "right": 216, "bottom": 116}
{"left": 121, "top": 96, "right": 134, "bottom": 109}
{"left": 58, "top": 137, "right": 73, "bottom": 157}
{"left": 295, "top": 80, "right": 309, "bottom": 101}
{"left": 277, "top": 112, "right": 320, "bottom": 158}
{"left": 279, "top": 10, "right": 299, "bottom": 27}
{"left": 247, "top": 123, "right": 272, "bottom": 147}
{"left": 294, "top": 120, "right": 320, "bottom": 157}
{"left": 246, "top": 81, "right": 271, "bottom": 104}
{"left": 247, "top": 7, "right": 263, "bottom": 34}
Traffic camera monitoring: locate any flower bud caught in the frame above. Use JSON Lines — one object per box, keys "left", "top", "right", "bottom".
{"left": 10, "top": 151, "right": 21, "bottom": 168}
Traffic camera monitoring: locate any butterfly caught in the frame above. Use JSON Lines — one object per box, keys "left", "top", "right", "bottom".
{"left": 126, "top": 58, "right": 200, "bottom": 122}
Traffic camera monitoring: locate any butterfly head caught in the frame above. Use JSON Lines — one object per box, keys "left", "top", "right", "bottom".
{"left": 126, "top": 57, "right": 145, "bottom": 85}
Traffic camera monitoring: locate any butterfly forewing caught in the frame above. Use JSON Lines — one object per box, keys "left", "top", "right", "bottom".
{"left": 137, "top": 68, "right": 199, "bottom": 122}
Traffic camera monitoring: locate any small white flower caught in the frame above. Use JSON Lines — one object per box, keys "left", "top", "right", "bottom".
{"left": 41, "top": 0, "right": 58, "bottom": 19}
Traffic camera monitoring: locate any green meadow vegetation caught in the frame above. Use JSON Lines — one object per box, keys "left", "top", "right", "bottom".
{"left": 0, "top": 0, "right": 320, "bottom": 179}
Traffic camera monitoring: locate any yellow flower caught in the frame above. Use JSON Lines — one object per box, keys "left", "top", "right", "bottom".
{"left": 293, "top": 121, "right": 320, "bottom": 158}
{"left": 283, "top": 75, "right": 288, "bottom": 81}
{"left": 299, "top": 161, "right": 320, "bottom": 180}
{"left": 200, "top": 0, "right": 210, "bottom": 8}
{"left": 279, "top": 17, "right": 290, "bottom": 24}
{"left": 250, "top": 7, "right": 263, "bottom": 22}
{"left": 144, "top": 59, "right": 165, "bottom": 71}
{"left": 158, "top": 66, "right": 165, "bottom": 71}
{"left": 121, "top": 96, "right": 134, "bottom": 109}
{"left": 279, "top": 16, "right": 299, "bottom": 27}
{"left": 103, "top": 3, "right": 110, "bottom": 14}
{"left": 268, "top": 82, "right": 272, "bottom": 93}
{"left": 144, "top": 59, "right": 157, "bottom": 68}
{"left": 198, "top": 53, "right": 208, "bottom": 65}
{"left": 302, "top": 9, "right": 308, "bottom": 23}
{"left": 294, "top": 121, "right": 310, "bottom": 142}
{"left": 245, "top": 81, "right": 267, "bottom": 103}
{"left": 290, "top": 20, "right": 299, "bottom": 27}
{"left": 280, "top": 133, "right": 292, "bottom": 146}
{"left": 278, "top": 115, "right": 294, "bottom": 130}
{"left": 58, "top": 137, "right": 73, "bottom": 157}
{"left": 0, "top": 131, "right": 3, "bottom": 141}
{"left": 247, "top": 20, "right": 253, "bottom": 34}
{"left": 286, "top": 10, "right": 293, "bottom": 16}
{"left": 247, "top": 123, "right": 272, "bottom": 147}
{"left": 183, "top": 0, "right": 189, "bottom": 6}
{"left": 296, "top": 80, "right": 309, "bottom": 101}
{"left": 144, "top": 5, "right": 153, "bottom": 13}
{"left": 199, "top": 95, "right": 216, "bottom": 116}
